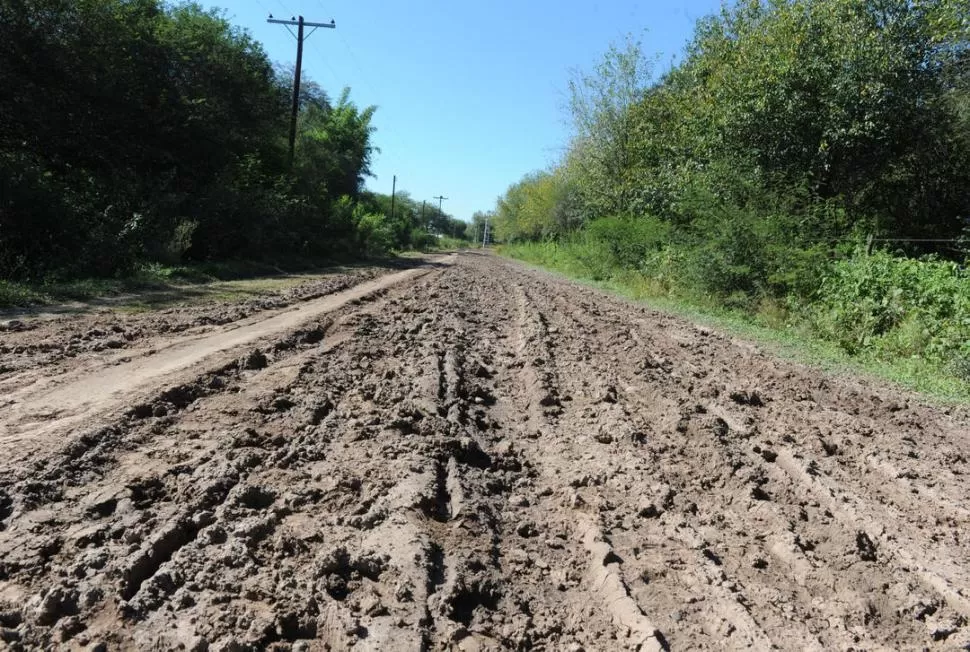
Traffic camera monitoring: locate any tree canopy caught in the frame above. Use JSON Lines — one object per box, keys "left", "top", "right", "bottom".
{"left": 494, "top": 0, "right": 970, "bottom": 253}
{"left": 0, "top": 0, "right": 463, "bottom": 279}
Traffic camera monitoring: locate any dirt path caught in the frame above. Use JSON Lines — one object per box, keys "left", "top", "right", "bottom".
{"left": 0, "top": 261, "right": 448, "bottom": 456}
{"left": 0, "top": 252, "right": 968, "bottom": 651}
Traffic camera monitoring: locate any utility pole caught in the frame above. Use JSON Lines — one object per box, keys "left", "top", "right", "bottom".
{"left": 482, "top": 214, "right": 490, "bottom": 249}
{"left": 267, "top": 14, "right": 336, "bottom": 168}
{"left": 434, "top": 195, "right": 448, "bottom": 215}
{"left": 389, "top": 175, "right": 396, "bottom": 222}
{"left": 433, "top": 195, "right": 447, "bottom": 234}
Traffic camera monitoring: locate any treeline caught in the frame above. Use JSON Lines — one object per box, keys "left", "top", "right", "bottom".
{"left": 357, "top": 190, "right": 470, "bottom": 254}
{"left": 0, "top": 0, "right": 463, "bottom": 281}
{"left": 493, "top": 0, "right": 970, "bottom": 379}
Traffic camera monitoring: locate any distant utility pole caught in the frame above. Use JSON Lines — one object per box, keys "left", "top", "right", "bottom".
{"left": 482, "top": 215, "right": 490, "bottom": 249}
{"left": 433, "top": 195, "right": 447, "bottom": 233}
{"left": 390, "top": 175, "right": 396, "bottom": 221}
{"left": 267, "top": 14, "right": 336, "bottom": 168}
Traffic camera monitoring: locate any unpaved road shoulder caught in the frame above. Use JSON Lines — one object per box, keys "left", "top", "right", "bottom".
{"left": 0, "top": 259, "right": 449, "bottom": 459}
{"left": 0, "top": 251, "right": 968, "bottom": 651}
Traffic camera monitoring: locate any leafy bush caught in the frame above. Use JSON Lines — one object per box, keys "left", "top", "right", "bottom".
{"left": 583, "top": 215, "right": 670, "bottom": 272}
{"left": 408, "top": 229, "right": 438, "bottom": 252}
{"left": 354, "top": 212, "right": 394, "bottom": 257}
{"left": 678, "top": 206, "right": 770, "bottom": 300}
{"left": 809, "top": 251, "right": 970, "bottom": 363}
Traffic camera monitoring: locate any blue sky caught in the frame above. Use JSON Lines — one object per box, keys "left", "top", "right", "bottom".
{"left": 204, "top": 1, "right": 726, "bottom": 221}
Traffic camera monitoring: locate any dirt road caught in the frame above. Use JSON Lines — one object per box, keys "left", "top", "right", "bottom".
{"left": 1, "top": 252, "right": 969, "bottom": 651}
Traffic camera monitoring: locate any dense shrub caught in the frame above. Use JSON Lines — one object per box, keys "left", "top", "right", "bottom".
{"left": 355, "top": 212, "right": 395, "bottom": 257}
{"left": 809, "top": 251, "right": 970, "bottom": 366}
{"left": 583, "top": 216, "right": 670, "bottom": 273}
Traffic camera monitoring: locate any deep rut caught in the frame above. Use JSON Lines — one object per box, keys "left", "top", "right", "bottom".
{"left": 0, "top": 252, "right": 968, "bottom": 650}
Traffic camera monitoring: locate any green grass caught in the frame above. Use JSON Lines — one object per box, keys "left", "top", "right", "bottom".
{"left": 500, "top": 242, "right": 970, "bottom": 405}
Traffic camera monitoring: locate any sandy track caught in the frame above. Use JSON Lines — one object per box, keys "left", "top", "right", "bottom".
{"left": 0, "top": 252, "right": 968, "bottom": 650}
{"left": 0, "top": 260, "right": 449, "bottom": 460}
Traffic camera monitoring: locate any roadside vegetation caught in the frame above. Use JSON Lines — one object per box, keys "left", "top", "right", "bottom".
{"left": 0, "top": 0, "right": 468, "bottom": 303}
{"left": 491, "top": 0, "right": 970, "bottom": 394}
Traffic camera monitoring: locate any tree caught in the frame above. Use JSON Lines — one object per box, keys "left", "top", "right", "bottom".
{"left": 566, "top": 34, "right": 656, "bottom": 219}
{"left": 0, "top": 0, "right": 387, "bottom": 276}
{"left": 631, "top": 0, "right": 970, "bottom": 242}
{"left": 486, "top": 0, "right": 970, "bottom": 307}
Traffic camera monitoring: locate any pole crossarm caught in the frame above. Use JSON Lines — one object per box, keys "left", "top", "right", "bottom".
{"left": 268, "top": 18, "right": 336, "bottom": 28}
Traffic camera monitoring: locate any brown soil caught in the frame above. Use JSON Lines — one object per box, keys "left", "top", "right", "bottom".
{"left": 0, "top": 252, "right": 968, "bottom": 651}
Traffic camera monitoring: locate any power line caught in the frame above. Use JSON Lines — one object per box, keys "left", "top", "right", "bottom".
{"left": 309, "top": 0, "right": 406, "bottom": 180}
{"left": 274, "top": 4, "right": 344, "bottom": 99}
{"left": 871, "top": 238, "right": 963, "bottom": 242}
{"left": 253, "top": 0, "right": 275, "bottom": 18}
{"left": 272, "top": 0, "right": 292, "bottom": 16}
{"left": 304, "top": 40, "right": 346, "bottom": 94}
{"left": 336, "top": 31, "right": 380, "bottom": 98}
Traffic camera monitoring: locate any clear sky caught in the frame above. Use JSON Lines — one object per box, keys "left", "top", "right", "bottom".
{"left": 203, "top": 1, "right": 726, "bottom": 221}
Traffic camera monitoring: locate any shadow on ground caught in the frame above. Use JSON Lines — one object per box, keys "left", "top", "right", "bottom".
{"left": 0, "top": 254, "right": 453, "bottom": 322}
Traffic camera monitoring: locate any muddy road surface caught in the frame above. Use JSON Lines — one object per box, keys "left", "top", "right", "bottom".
{"left": 1, "top": 252, "right": 969, "bottom": 651}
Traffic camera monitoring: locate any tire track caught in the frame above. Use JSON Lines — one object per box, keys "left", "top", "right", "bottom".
{"left": 502, "top": 261, "right": 968, "bottom": 649}
{"left": 520, "top": 280, "right": 780, "bottom": 649}
{"left": 1, "top": 252, "right": 969, "bottom": 650}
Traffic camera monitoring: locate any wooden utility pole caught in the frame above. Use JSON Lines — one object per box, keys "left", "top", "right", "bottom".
{"left": 433, "top": 195, "right": 447, "bottom": 234}
{"left": 390, "top": 175, "right": 396, "bottom": 221}
{"left": 267, "top": 14, "right": 336, "bottom": 168}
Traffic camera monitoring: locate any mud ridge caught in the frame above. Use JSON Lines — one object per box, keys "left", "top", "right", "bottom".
{"left": 0, "top": 252, "right": 968, "bottom": 650}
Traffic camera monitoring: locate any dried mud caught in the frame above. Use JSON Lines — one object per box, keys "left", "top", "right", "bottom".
{"left": 0, "top": 267, "right": 385, "bottom": 378}
{"left": 0, "top": 252, "right": 968, "bottom": 651}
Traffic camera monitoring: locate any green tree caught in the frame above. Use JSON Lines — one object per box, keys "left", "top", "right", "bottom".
{"left": 566, "top": 34, "right": 656, "bottom": 220}
{"left": 632, "top": 0, "right": 970, "bottom": 242}
{"left": 0, "top": 0, "right": 386, "bottom": 276}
